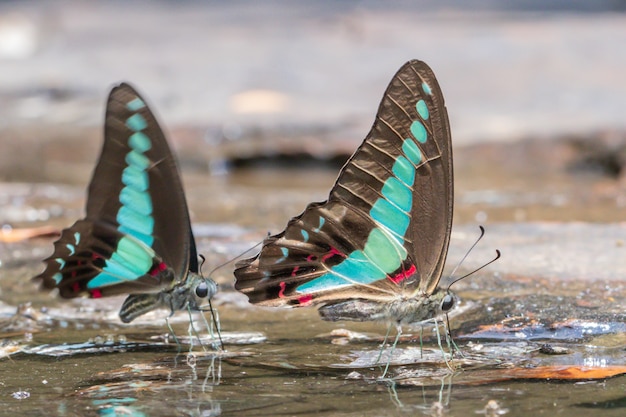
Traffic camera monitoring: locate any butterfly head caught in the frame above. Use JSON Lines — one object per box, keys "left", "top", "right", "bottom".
{"left": 195, "top": 280, "right": 212, "bottom": 298}
{"left": 440, "top": 291, "right": 455, "bottom": 313}
{"left": 184, "top": 272, "right": 218, "bottom": 309}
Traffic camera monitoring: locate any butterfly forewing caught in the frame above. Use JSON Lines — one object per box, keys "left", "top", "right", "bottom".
{"left": 36, "top": 83, "right": 196, "bottom": 297}
{"left": 235, "top": 60, "right": 453, "bottom": 306}
{"left": 94, "top": 84, "right": 197, "bottom": 277}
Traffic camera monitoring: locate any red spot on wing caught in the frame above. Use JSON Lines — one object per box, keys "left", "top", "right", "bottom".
{"left": 388, "top": 264, "right": 417, "bottom": 284}
{"left": 149, "top": 262, "right": 167, "bottom": 276}
{"left": 296, "top": 294, "right": 313, "bottom": 305}
{"left": 278, "top": 281, "right": 287, "bottom": 298}
{"left": 90, "top": 289, "right": 102, "bottom": 298}
{"left": 72, "top": 282, "right": 81, "bottom": 293}
{"left": 290, "top": 266, "right": 300, "bottom": 277}
{"left": 321, "top": 247, "right": 344, "bottom": 262}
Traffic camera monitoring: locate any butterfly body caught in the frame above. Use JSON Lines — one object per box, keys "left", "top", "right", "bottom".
{"left": 35, "top": 83, "right": 216, "bottom": 322}
{"left": 235, "top": 60, "right": 455, "bottom": 326}
{"left": 318, "top": 289, "right": 454, "bottom": 325}
{"left": 119, "top": 272, "right": 216, "bottom": 323}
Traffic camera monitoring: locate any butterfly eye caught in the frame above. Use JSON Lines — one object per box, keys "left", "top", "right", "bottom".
{"left": 195, "top": 282, "right": 209, "bottom": 298}
{"left": 441, "top": 293, "right": 454, "bottom": 311}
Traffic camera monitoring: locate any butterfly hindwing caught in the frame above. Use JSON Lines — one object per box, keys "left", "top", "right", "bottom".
{"left": 36, "top": 83, "right": 196, "bottom": 297}
{"left": 235, "top": 60, "right": 452, "bottom": 307}
{"left": 37, "top": 219, "right": 173, "bottom": 297}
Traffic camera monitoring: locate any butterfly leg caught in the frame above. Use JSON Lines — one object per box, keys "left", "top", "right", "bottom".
{"left": 375, "top": 323, "right": 394, "bottom": 365}
{"left": 381, "top": 325, "right": 402, "bottom": 379}
{"left": 206, "top": 301, "right": 223, "bottom": 351}
{"left": 186, "top": 306, "right": 207, "bottom": 352}
{"left": 165, "top": 316, "right": 182, "bottom": 352}
{"left": 444, "top": 314, "right": 464, "bottom": 358}
{"left": 419, "top": 326, "right": 424, "bottom": 359}
{"left": 433, "top": 319, "right": 453, "bottom": 371}
{"left": 449, "top": 338, "right": 464, "bottom": 358}
{"left": 199, "top": 301, "right": 224, "bottom": 351}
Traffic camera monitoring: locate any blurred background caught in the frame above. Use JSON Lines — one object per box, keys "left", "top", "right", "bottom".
{"left": 1, "top": 1, "right": 625, "bottom": 174}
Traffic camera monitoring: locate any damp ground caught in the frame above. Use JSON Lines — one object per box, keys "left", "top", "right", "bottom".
{"left": 1, "top": 135, "right": 625, "bottom": 416}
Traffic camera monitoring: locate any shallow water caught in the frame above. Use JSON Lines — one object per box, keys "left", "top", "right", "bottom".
{"left": 1, "top": 156, "right": 626, "bottom": 416}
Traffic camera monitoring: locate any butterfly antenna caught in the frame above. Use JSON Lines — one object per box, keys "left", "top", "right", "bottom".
{"left": 447, "top": 226, "right": 485, "bottom": 280}
{"left": 205, "top": 238, "right": 266, "bottom": 278}
{"left": 195, "top": 235, "right": 268, "bottom": 350}
{"left": 447, "top": 249, "right": 501, "bottom": 291}
{"left": 442, "top": 227, "right": 500, "bottom": 357}
{"left": 444, "top": 312, "right": 464, "bottom": 358}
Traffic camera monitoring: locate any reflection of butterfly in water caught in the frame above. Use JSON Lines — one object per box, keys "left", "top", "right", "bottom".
{"left": 235, "top": 60, "right": 456, "bottom": 326}
{"left": 34, "top": 83, "right": 217, "bottom": 324}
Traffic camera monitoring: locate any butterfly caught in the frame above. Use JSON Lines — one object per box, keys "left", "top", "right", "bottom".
{"left": 34, "top": 83, "right": 217, "bottom": 324}
{"left": 234, "top": 60, "right": 455, "bottom": 327}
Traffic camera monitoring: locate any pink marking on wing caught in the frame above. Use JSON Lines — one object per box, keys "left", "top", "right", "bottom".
{"left": 388, "top": 264, "right": 417, "bottom": 284}
{"left": 278, "top": 281, "right": 287, "bottom": 298}
{"left": 321, "top": 247, "right": 344, "bottom": 262}
{"left": 149, "top": 262, "right": 167, "bottom": 276}
{"left": 296, "top": 294, "right": 313, "bottom": 305}
{"left": 290, "top": 266, "right": 300, "bottom": 277}
{"left": 72, "top": 282, "right": 81, "bottom": 293}
{"left": 90, "top": 289, "right": 102, "bottom": 299}
{"left": 306, "top": 254, "right": 316, "bottom": 262}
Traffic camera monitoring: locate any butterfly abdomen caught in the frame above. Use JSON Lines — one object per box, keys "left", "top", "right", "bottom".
{"left": 118, "top": 293, "right": 164, "bottom": 323}
{"left": 318, "top": 299, "right": 389, "bottom": 322}
{"left": 318, "top": 289, "right": 449, "bottom": 325}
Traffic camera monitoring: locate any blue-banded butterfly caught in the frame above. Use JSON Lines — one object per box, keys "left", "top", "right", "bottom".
{"left": 34, "top": 83, "right": 217, "bottom": 324}
{"left": 234, "top": 60, "right": 455, "bottom": 326}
